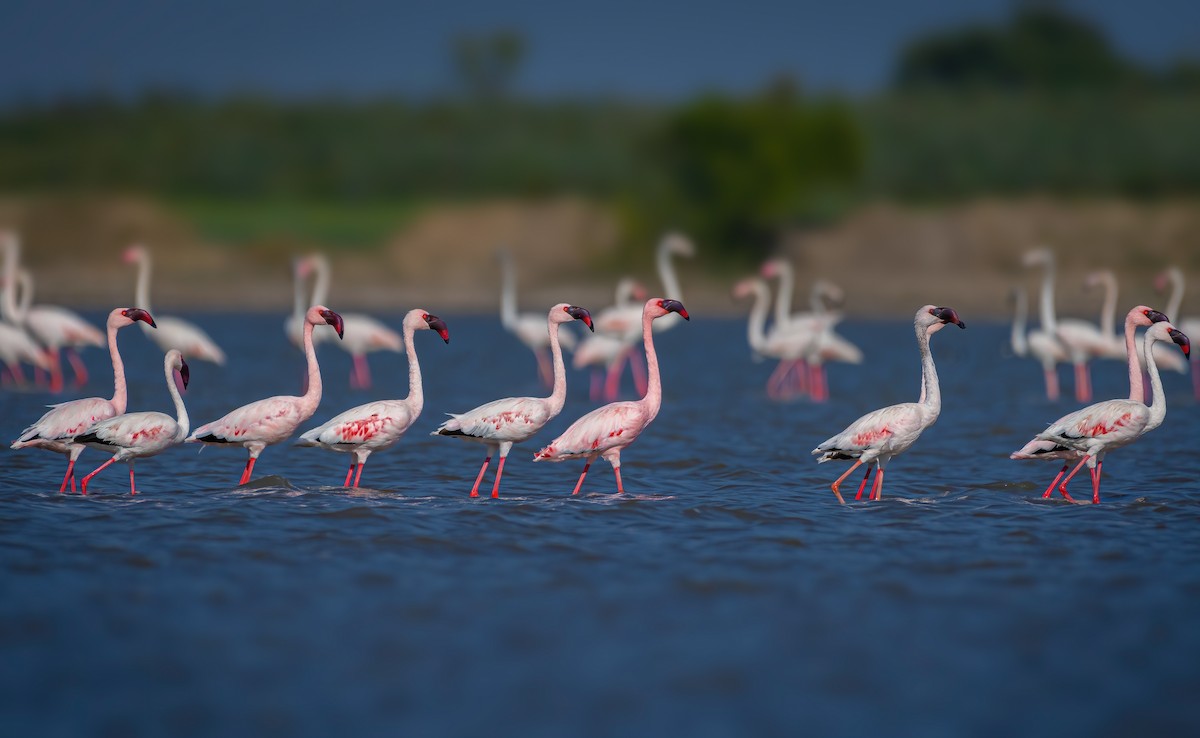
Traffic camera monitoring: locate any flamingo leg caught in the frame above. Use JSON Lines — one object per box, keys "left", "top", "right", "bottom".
{"left": 48, "top": 349, "right": 64, "bottom": 393}
{"left": 1058, "top": 456, "right": 1091, "bottom": 501}
{"left": 1073, "top": 363, "right": 1090, "bottom": 403}
{"left": 870, "top": 467, "right": 885, "bottom": 501}
{"left": 490, "top": 456, "right": 507, "bottom": 499}
{"left": 344, "top": 460, "right": 355, "bottom": 487}
{"left": 58, "top": 458, "right": 77, "bottom": 494}
{"left": 589, "top": 370, "right": 603, "bottom": 401}
{"left": 1041, "top": 462, "right": 1070, "bottom": 499}
{"left": 128, "top": 461, "right": 137, "bottom": 495}
{"left": 604, "top": 349, "right": 629, "bottom": 401}
{"left": 9, "top": 362, "right": 25, "bottom": 385}
{"left": 353, "top": 461, "right": 365, "bottom": 488}
{"left": 239, "top": 456, "right": 257, "bottom": 485}
{"left": 535, "top": 348, "right": 553, "bottom": 388}
{"left": 809, "top": 362, "right": 827, "bottom": 402}
{"left": 571, "top": 461, "right": 592, "bottom": 496}
{"left": 1043, "top": 366, "right": 1060, "bottom": 401}
{"left": 829, "top": 459, "right": 862, "bottom": 505}
{"left": 66, "top": 349, "right": 88, "bottom": 387}
{"left": 766, "top": 360, "right": 790, "bottom": 400}
{"left": 1091, "top": 459, "right": 1103, "bottom": 505}
{"left": 613, "top": 466, "right": 624, "bottom": 495}
{"left": 853, "top": 465, "right": 872, "bottom": 501}
{"left": 80, "top": 457, "right": 118, "bottom": 494}
{"left": 469, "top": 455, "right": 491, "bottom": 498}
{"left": 630, "top": 350, "right": 648, "bottom": 396}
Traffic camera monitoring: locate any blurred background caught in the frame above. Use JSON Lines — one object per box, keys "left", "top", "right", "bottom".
{"left": 1, "top": 0, "right": 1198, "bottom": 316}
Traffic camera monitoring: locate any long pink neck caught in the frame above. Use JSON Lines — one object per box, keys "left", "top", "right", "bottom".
{"left": 403, "top": 322, "right": 423, "bottom": 417}
{"left": 1124, "top": 316, "right": 1144, "bottom": 401}
{"left": 638, "top": 311, "right": 663, "bottom": 420}
{"left": 107, "top": 320, "right": 128, "bottom": 414}
{"left": 299, "top": 320, "right": 323, "bottom": 414}
{"left": 544, "top": 320, "right": 568, "bottom": 417}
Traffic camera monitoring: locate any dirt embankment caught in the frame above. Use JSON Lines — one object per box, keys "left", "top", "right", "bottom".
{"left": 1, "top": 194, "right": 1197, "bottom": 319}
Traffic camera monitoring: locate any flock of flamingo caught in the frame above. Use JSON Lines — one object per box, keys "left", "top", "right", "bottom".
{"left": 1, "top": 229, "right": 1194, "bottom": 505}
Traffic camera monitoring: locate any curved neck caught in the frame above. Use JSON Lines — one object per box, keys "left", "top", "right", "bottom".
{"left": 299, "top": 320, "right": 323, "bottom": 413}
{"left": 544, "top": 320, "right": 568, "bottom": 416}
{"left": 1011, "top": 288, "right": 1028, "bottom": 357}
{"left": 108, "top": 320, "right": 129, "bottom": 414}
{"left": 772, "top": 264, "right": 794, "bottom": 329}
{"left": 745, "top": 284, "right": 770, "bottom": 353}
{"left": 291, "top": 264, "right": 306, "bottom": 322}
{"left": 1142, "top": 333, "right": 1168, "bottom": 429}
{"left": 309, "top": 258, "right": 331, "bottom": 306}
{"left": 403, "top": 323, "right": 424, "bottom": 417}
{"left": 1166, "top": 271, "right": 1184, "bottom": 320}
{"left": 808, "top": 284, "right": 826, "bottom": 315}
{"left": 1, "top": 244, "right": 19, "bottom": 324}
{"left": 1097, "top": 275, "right": 1117, "bottom": 337}
{"left": 166, "top": 361, "right": 189, "bottom": 440}
{"left": 917, "top": 323, "right": 941, "bottom": 416}
{"left": 500, "top": 256, "right": 518, "bottom": 329}
{"left": 133, "top": 253, "right": 152, "bottom": 311}
{"left": 1123, "top": 316, "right": 1144, "bottom": 402}
{"left": 638, "top": 311, "right": 664, "bottom": 418}
{"left": 1037, "top": 260, "right": 1057, "bottom": 333}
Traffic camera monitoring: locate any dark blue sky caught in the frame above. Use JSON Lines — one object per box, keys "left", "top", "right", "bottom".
{"left": 2, "top": 0, "right": 1197, "bottom": 103}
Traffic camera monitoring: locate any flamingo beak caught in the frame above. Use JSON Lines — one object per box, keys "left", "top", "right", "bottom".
{"left": 1146, "top": 309, "right": 1169, "bottom": 324}
{"left": 125, "top": 308, "right": 156, "bottom": 328}
{"left": 1169, "top": 328, "right": 1191, "bottom": 360}
{"left": 661, "top": 299, "right": 689, "bottom": 320}
{"left": 1154, "top": 274, "right": 1168, "bottom": 292}
{"left": 121, "top": 247, "right": 140, "bottom": 264}
{"left": 932, "top": 306, "right": 965, "bottom": 329}
{"left": 178, "top": 360, "right": 190, "bottom": 390}
{"left": 567, "top": 306, "right": 594, "bottom": 331}
{"left": 321, "top": 309, "right": 345, "bottom": 339}
{"left": 425, "top": 314, "right": 450, "bottom": 343}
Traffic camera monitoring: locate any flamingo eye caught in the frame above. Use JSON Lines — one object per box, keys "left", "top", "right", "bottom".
{"left": 657, "top": 299, "right": 665, "bottom": 308}
{"left": 562, "top": 306, "right": 569, "bottom": 313}
{"left": 422, "top": 313, "right": 428, "bottom": 320}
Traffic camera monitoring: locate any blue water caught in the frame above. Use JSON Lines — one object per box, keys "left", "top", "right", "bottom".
{"left": 2, "top": 312, "right": 1198, "bottom": 737}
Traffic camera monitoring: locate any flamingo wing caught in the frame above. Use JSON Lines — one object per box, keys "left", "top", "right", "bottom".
{"left": 13, "top": 397, "right": 117, "bottom": 445}
{"left": 1035, "top": 399, "right": 1149, "bottom": 450}
{"left": 300, "top": 401, "right": 415, "bottom": 450}
{"left": 435, "top": 396, "right": 553, "bottom": 444}
{"left": 76, "top": 412, "right": 179, "bottom": 455}
{"left": 152, "top": 315, "right": 227, "bottom": 365}
{"left": 534, "top": 401, "right": 647, "bottom": 461}
{"left": 812, "top": 403, "right": 925, "bottom": 463}
{"left": 189, "top": 396, "right": 308, "bottom": 446}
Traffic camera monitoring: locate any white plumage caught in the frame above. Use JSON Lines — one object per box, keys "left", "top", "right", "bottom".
{"left": 123, "top": 245, "right": 226, "bottom": 365}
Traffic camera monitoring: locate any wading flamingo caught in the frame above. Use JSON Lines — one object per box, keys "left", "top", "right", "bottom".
{"left": 812, "top": 306, "right": 966, "bottom": 504}
{"left": 499, "top": 249, "right": 579, "bottom": 388}
{"left": 1010, "top": 319, "right": 1189, "bottom": 504}
{"left": 1086, "top": 271, "right": 1185, "bottom": 399}
{"left": 533, "top": 298, "right": 689, "bottom": 495}
{"left": 123, "top": 245, "right": 226, "bottom": 366}
{"left": 298, "top": 310, "right": 449, "bottom": 488}
{"left": 186, "top": 306, "right": 344, "bottom": 484}
{"left": 10, "top": 308, "right": 156, "bottom": 492}
{"left": 1011, "top": 306, "right": 1170, "bottom": 500}
{"left": 0, "top": 267, "right": 52, "bottom": 385}
{"left": 1024, "top": 248, "right": 1109, "bottom": 402}
{"left": 1155, "top": 266, "right": 1200, "bottom": 398}
{"left": 304, "top": 253, "right": 402, "bottom": 389}
{"left": 574, "top": 278, "right": 646, "bottom": 400}
{"left": 74, "top": 350, "right": 190, "bottom": 494}
{"left": 732, "top": 276, "right": 809, "bottom": 400}
{"left": 435, "top": 304, "right": 593, "bottom": 498}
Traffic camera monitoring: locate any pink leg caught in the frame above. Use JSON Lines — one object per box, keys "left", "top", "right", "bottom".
{"left": 630, "top": 351, "right": 648, "bottom": 396}
{"left": 353, "top": 461, "right": 365, "bottom": 488}
{"left": 1041, "top": 463, "right": 1070, "bottom": 499}
{"left": 1091, "top": 459, "right": 1103, "bottom": 505}
{"left": 48, "top": 349, "right": 64, "bottom": 393}
{"left": 490, "top": 456, "right": 507, "bottom": 499}
{"left": 66, "top": 349, "right": 88, "bottom": 387}
{"left": 571, "top": 461, "right": 592, "bottom": 496}
{"left": 1044, "top": 367, "right": 1060, "bottom": 401}
{"left": 829, "top": 459, "right": 863, "bottom": 505}
{"left": 853, "top": 465, "right": 872, "bottom": 501}
{"left": 58, "top": 458, "right": 77, "bottom": 494}
{"left": 80, "top": 457, "right": 118, "bottom": 494}
{"left": 870, "top": 467, "right": 885, "bottom": 501}
{"left": 589, "top": 370, "right": 603, "bottom": 401}
{"left": 604, "top": 349, "right": 629, "bottom": 401}
{"left": 344, "top": 461, "right": 355, "bottom": 487}
{"left": 469, "top": 456, "right": 491, "bottom": 498}
{"left": 356, "top": 355, "right": 372, "bottom": 389}
{"left": 34, "top": 364, "right": 47, "bottom": 387}
{"left": 1058, "top": 456, "right": 1091, "bottom": 501}
{"left": 9, "top": 363, "right": 25, "bottom": 385}
{"left": 239, "top": 457, "right": 257, "bottom": 485}
{"left": 536, "top": 348, "right": 553, "bottom": 388}
{"left": 766, "top": 360, "right": 790, "bottom": 400}
{"left": 1073, "top": 363, "right": 1089, "bottom": 403}
{"left": 613, "top": 466, "right": 624, "bottom": 494}
{"left": 128, "top": 462, "right": 137, "bottom": 495}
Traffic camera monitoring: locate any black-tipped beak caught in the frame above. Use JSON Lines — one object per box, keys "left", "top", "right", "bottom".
{"left": 179, "top": 360, "right": 190, "bottom": 390}
{"left": 425, "top": 314, "right": 450, "bottom": 343}
{"left": 567, "top": 306, "right": 594, "bottom": 331}
{"left": 661, "top": 299, "right": 689, "bottom": 320}
{"left": 125, "top": 308, "right": 156, "bottom": 329}
{"left": 1169, "top": 328, "right": 1191, "bottom": 360}
{"left": 932, "top": 306, "right": 965, "bottom": 329}
{"left": 1146, "top": 309, "right": 1170, "bottom": 324}
{"left": 321, "top": 309, "right": 345, "bottom": 339}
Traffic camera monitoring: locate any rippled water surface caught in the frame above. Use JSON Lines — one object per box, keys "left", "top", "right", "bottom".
{"left": 2, "top": 312, "right": 1198, "bottom": 737}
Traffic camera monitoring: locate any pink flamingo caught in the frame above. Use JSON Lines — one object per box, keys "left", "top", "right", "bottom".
{"left": 10, "top": 307, "right": 156, "bottom": 492}
{"left": 533, "top": 298, "right": 689, "bottom": 495}
{"left": 434, "top": 304, "right": 593, "bottom": 498}
{"left": 123, "top": 245, "right": 226, "bottom": 366}
{"left": 0, "top": 267, "right": 52, "bottom": 386}
{"left": 1011, "top": 319, "right": 1189, "bottom": 504}
{"left": 186, "top": 306, "right": 344, "bottom": 484}
{"left": 1011, "top": 306, "right": 1170, "bottom": 500}
{"left": 298, "top": 309, "right": 449, "bottom": 488}
{"left": 1024, "top": 248, "right": 1109, "bottom": 402}
{"left": 499, "top": 249, "right": 580, "bottom": 388}
{"left": 74, "top": 349, "right": 190, "bottom": 494}
{"left": 1156, "top": 266, "right": 1200, "bottom": 398}
{"left": 812, "top": 306, "right": 965, "bottom": 504}
{"left": 573, "top": 278, "right": 646, "bottom": 400}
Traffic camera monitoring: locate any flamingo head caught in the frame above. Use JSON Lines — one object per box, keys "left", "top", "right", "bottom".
{"left": 921, "top": 305, "right": 965, "bottom": 332}
{"left": 118, "top": 307, "right": 156, "bottom": 329}
{"left": 1131, "top": 306, "right": 1170, "bottom": 328}
{"left": 661, "top": 232, "right": 695, "bottom": 258}
{"left": 564, "top": 304, "right": 594, "bottom": 331}
{"left": 631, "top": 282, "right": 648, "bottom": 301}
{"left": 1083, "top": 270, "right": 1113, "bottom": 290}
{"left": 813, "top": 279, "right": 845, "bottom": 308}
{"left": 1168, "top": 327, "right": 1191, "bottom": 360}
{"left": 760, "top": 259, "right": 785, "bottom": 279}
{"left": 731, "top": 278, "right": 764, "bottom": 300}
{"left": 1022, "top": 248, "right": 1054, "bottom": 268}
{"left": 122, "top": 245, "right": 147, "bottom": 264}
{"left": 649, "top": 298, "right": 689, "bottom": 321}
{"left": 307, "top": 306, "right": 344, "bottom": 339}
{"left": 423, "top": 312, "right": 450, "bottom": 343}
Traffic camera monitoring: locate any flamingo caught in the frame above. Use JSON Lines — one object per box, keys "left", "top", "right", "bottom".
{"left": 533, "top": 298, "right": 689, "bottom": 495}
{"left": 122, "top": 245, "right": 226, "bottom": 366}
{"left": 812, "top": 306, "right": 966, "bottom": 504}
{"left": 1010, "top": 319, "right": 1189, "bottom": 504}
{"left": 499, "top": 249, "right": 579, "bottom": 388}
{"left": 1009, "top": 285, "right": 1030, "bottom": 358}
{"left": 759, "top": 259, "right": 848, "bottom": 399}
{"left": 0, "top": 236, "right": 104, "bottom": 392}
{"left": 73, "top": 349, "right": 190, "bottom": 495}
{"left": 186, "top": 306, "right": 344, "bottom": 484}
{"left": 800, "top": 282, "right": 862, "bottom": 402}
{"left": 732, "top": 276, "right": 810, "bottom": 400}
{"left": 1011, "top": 306, "right": 1170, "bottom": 500}
{"left": 298, "top": 309, "right": 450, "bottom": 488}
{"left": 434, "top": 303, "right": 594, "bottom": 498}
{"left": 303, "top": 252, "right": 402, "bottom": 389}
{"left": 573, "top": 278, "right": 646, "bottom": 400}
{"left": 1086, "top": 270, "right": 1186, "bottom": 395}
{"left": 1024, "top": 248, "right": 1110, "bottom": 403}
{"left": 0, "top": 266, "right": 52, "bottom": 385}
{"left": 10, "top": 308, "right": 156, "bottom": 492}
{"left": 1155, "top": 266, "right": 1200, "bottom": 398}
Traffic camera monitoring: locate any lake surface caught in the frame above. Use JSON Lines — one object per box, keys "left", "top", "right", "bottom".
{"left": 2, "top": 311, "right": 1198, "bottom": 737}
